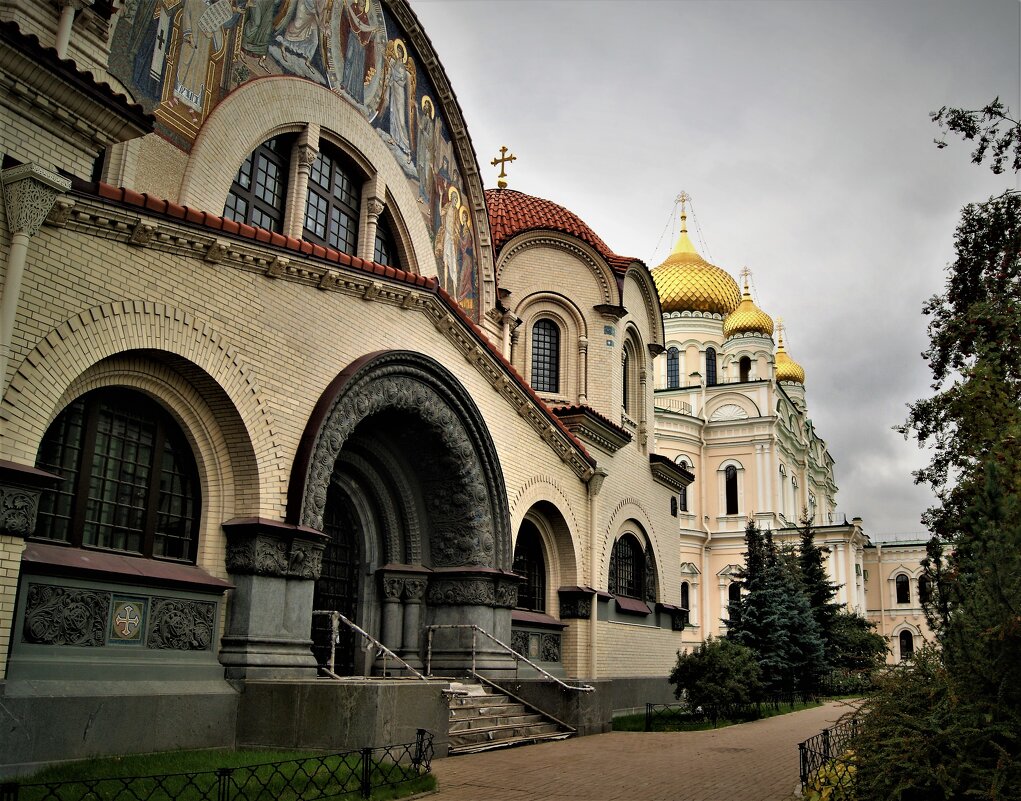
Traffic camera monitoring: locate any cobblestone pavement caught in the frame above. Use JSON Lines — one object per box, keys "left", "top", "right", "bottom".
{"left": 429, "top": 700, "right": 856, "bottom": 801}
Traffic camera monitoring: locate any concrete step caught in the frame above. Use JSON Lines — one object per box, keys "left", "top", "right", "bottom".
{"left": 449, "top": 712, "right": 544, "bottom": 732}
{"left": 449, "top": 701, "right": 529, "bottom": 719}
{"left": 449, "top": 721, "right": 562, "bottom": 747}
{"left": 448, "top": 730, "right": 573, "bottom": 755}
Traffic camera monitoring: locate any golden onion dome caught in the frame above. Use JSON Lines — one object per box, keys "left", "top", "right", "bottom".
{"left": 651, "top": 210, "right": 741, "bottom": 316}
{"left": 723, "top": 271, "right": 774, "bottom": 338}
{"left": 774, "top": 325, "right": 805, "bottom": 384}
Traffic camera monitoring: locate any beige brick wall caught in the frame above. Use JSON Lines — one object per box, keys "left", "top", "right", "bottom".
{"left": 0, "top": 535, "right": 26, "bottom": 680}
{"left": 597, "top": 619, "right": 684, "bottom": 678}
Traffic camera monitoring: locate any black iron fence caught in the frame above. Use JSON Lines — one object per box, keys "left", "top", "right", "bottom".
{"left": 0, "top": 730, "right": 434, "bottom": 801}
{"left": 645, "top": 691, "right": 817, "bottom": 730}
{"left": 798, "top": 717, "right": 858, "bottom": 795}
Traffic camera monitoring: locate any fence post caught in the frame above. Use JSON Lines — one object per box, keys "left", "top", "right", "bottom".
{"left": 644, "top": 703, "right": 652, "bottom": 732}
{"left": 799, "top": 742, "right": 808, "bottom": 787}
{"left": 426, "top": 628, "right": 433, "bottom": 676}
{"left": 360, "top": 747, "right": 373, "bottom": 799}
{"left": 216, "top": 767, "right": 234, "bottom": 801}
{"left": 822, "top": 727, "right": 831, "bottom": 761}
{"left": 413, "top": 728, "right": 425, "bottom": 770}
{"left": 1, "top": 782, "right": 19, "bottom": 801}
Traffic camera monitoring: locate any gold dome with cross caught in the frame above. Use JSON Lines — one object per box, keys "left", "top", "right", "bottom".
{"left": 723, "top": 268, "right": 774, "bottom": 338}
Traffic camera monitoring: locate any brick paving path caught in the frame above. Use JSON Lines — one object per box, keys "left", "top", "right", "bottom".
{"left": 430, "top": 700, "right": 856, "bottom": 801}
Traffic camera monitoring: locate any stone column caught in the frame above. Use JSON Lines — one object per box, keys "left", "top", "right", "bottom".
{"left": 378, "top": 573, "right": 405, "bottom": 655}
{"left": 400, "top": 577, "right": 427, "bottom": 669}
{"left": 219, "top": 518, "right": 327, "bottom": 679}
{"left": 577, "top": 336, "right": 588, "bottom": 403}
{"left": 363, "top": 197, "right": 385, "bottom": 262}
{"left": 284, "top": 125, "right": 319, "bottom": 240}
{"left": 55, "top": 0, "right": 93, "bottom": 58}
{"left": 1, "top": 163, "right": 71, "bottom": 398}
{"left": 0, "top": 461, "right": 61, "bottom": 679}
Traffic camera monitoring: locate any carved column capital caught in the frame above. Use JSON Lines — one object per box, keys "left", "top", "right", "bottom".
{"left": 0, "top": 461, "right": 62, "bottom": 538}
{"left": 222, "top": 518, "right": 327, "bottom": 580}
{"left": 296, "top": 144, "right": 319, "bottom": 168}
{"left": 2, "top": 164, "right": 71, "bottom": 238}
{"left": 366, "top": 198, "right": 385, "bottom": 223}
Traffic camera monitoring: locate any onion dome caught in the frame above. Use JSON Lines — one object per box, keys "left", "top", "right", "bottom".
{"left": 774, "top": 323, "right": 805, "bottom": 383}
{"left": 723, "top": 270, "right": 774, "bottom": 338}
{"left": 651, "top": 207, "right": 741, "bottom": 316}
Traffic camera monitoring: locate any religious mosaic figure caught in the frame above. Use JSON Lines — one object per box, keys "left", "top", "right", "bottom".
{"left": 457, "top": 205, "right": 476, "bottom": 309}
{"left": 270, "top": 0, "right": 329, "bottom": 83}
{"left": 241, "top": 0, "right": 279, "bottom": 61}
{"left": 379, "top": 39, "right": 415, "bottom": 167}
{"left": 173, "top": 0, "right": 225, "bottom": 112}
{"left": 339, "top": 0, "right": 377, "bottom": 105}
{"left": 127, "top": 0, "right": 170, "bottom": 103}
{"left": 416, "top": 95, "right": 436, "bottom": 205}
{"left": 434, "top": 186, "right": 461, "bottom": 294}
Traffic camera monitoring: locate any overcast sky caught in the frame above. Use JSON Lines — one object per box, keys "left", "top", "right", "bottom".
{"left": 413, "top": 0, "right": 1020, "bottom": 538}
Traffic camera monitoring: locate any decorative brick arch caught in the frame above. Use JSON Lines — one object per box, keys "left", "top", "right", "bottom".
{"left": 178, "top": 77, "right": 437, "bottom": 281}
{"left": 509, "top": 475, "right": 583, "bottom": 585}
{"left": 601, "top": 498, "right": 663, "bottom": 595}
{"left": 3, "top": 302, "right": 279, "bottom": 514}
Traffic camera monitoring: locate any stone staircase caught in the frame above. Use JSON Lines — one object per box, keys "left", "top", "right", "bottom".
{"left": 446, "top": 680, "right": 574, "bottom": 755}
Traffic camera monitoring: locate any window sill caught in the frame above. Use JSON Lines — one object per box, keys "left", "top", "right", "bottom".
{"left": 511, "top": 610, "right": 566, "bottom": 629}
{"left": 614, "top": 595, "right": 651, "bottom": 616}
{"left": 22, "top": 542, "right": 233, "bottom": 594}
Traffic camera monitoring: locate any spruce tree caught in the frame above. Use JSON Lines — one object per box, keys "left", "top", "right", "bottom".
{"left": 798, "top": 514, "right": 842, "bottom": 669}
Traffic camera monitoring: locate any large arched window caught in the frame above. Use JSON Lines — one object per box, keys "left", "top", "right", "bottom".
{"left": 725, "top": 465, "right": 739, "bottom": 515}
{"left": 303, "top": 146, "right": 360, "bottom": 255}
{"left": 531, "top": 318, "right": 561, "bottom": 393}
{"left": 33, "top": 389, "right": 200, "bottom": 562}
{"left": 739, "top": 356, "right": 751, "bottom": 383}
{"left": 895, "top": 573, "right": 911, "bottom": 604}
{"left": 609, "top": 533, "right": 645, "bottom": 599}
{"left": 899, "top": 630, "right": 914, "bottom": 661}
{"left": 705, "top": 347, "right": 718, "bottom": 386}
{"left": 224, "top": 136, "right": 290, "bottom": 233}
{"left": 666, "top": 347, "right": 680, "bottom": 389}
{"left": 512, "top": 521, "right": 547, "bottom": 613}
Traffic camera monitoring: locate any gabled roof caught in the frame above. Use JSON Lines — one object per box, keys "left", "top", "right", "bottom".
{"left": 485, "top": 188, "right": 638, "bottom": 272}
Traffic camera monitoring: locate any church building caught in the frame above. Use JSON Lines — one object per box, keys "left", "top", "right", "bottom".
{"left": 0, "top": 0, "right": 873, "bottom": 771}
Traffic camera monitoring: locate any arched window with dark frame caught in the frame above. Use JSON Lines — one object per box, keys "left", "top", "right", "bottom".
{"left": 739, "top": 356, "right": 751, "bottom": 382}
{"left": 373, "top": 215, "right": 400, "bottom": 268}
{"left": 531, "top": 318, "right": 560, "bottom": 394}
{"left": 896, "top": 573, "right": 911, "bottom": 604}
{"left": 304, "top": 145, "right": 360, "bottom": 255}
{"left": 621, "top": 349, "right": 630, "bottom": 413}
{"left": 725, "top": 465, "right": 739, "bottom": 515}
{"left": 609, "top": 533, "right": 645, "bottom": 599}
{"left": 899, "top": 630, "right": 914, "bottom": 661}
{"left": 512, "top": 520, "right": 547, "bottom": 613}
{"left": 681, "top": 581, "right": 690, "bottom": 610}
{"left": 676, "top": 457, "right": 690, "bottom": 512}
{"left": 705, "top": 347, "right": 718, "bottom": 386}
{"left": 666, "top": 347, "right": 680, "bottom": 388}
{"left": 33, "top": 389, "right": 201, "bottom": 562}
{"left": 224, "top": 136, "right": 291, "bottom": 233}
{"left": 727, "top": 580, "right": 742, "bottom": 624}
{"left": 918, "top": 575, "right": 932, "bottom": 606}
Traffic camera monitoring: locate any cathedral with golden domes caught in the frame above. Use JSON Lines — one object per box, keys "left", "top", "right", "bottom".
{"left": 0, "top": 0, "right": 890, "bottom": 770}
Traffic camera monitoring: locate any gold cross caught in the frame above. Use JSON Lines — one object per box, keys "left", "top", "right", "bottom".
{"left": 677, "top": 191, "right": 690, "bottom": 215}
{"left": 491, "top": 146, "right": 517, "bottom": 189}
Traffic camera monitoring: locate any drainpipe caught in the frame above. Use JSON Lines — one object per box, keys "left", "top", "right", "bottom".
{"left": 689, "top": 371, "right": 712, "bottom": 633}
{"left": 1, "top": 164, "right": 71, "bottom": 404}
{"left": 55, "top": 0, "right": 93, "bottom": 59}
{"left": 587, "top": 467, "right": 607, "bottom": 680}
{"left": 876, "top": 542, "right": 886, "bottom": 638}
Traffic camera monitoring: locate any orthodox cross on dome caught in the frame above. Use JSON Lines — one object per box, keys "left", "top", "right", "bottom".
{"left": 491, "top": 146, "right": 517, "bottom": 189}
{"left": 677, "top": 190, "right": 690, "bottom": 231}
{"left": 740, "top": 265, "right": 752, "bottom": 291}
{"left": 777, "top": 316, "right": 786, "bottom": 344}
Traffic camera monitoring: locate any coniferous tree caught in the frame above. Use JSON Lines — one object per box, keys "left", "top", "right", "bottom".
{"left": 798, "top": 513, "right": 842, "bottom": 669}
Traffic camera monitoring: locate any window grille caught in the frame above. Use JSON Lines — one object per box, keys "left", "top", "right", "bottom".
{"left": 705, "top": 347, "right": 718, "bottom": 386}
{"left": 531, "top": 319, "right": 560, "bottom": 393}
{"left": 666, "top": 347, "right": 679, "bottom": 388}
{"left": 512, "top": 522, "right": 546, "bottom": 612}
{"left": 609, "top": 534, "right": 644, "bottom": 599}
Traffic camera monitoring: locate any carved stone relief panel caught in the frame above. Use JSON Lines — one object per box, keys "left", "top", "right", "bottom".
{"left": 147, "top": 598, "right": 215, "bottom": 651}
{"left": 22, "top": 584, "right": 109, "bottom": 647}
{"left": 0, "top": 486, "right": 39, "bottom": 537}
{"left": 427, "top": 578, "right": 495, "bottom": 606}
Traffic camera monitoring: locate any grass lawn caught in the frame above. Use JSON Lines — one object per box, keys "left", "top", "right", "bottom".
{"left": 613, "top": 698, "right": 824, "bottom": 732}
{"left": 7, "top": 748, "right": 436, "bottom": 801}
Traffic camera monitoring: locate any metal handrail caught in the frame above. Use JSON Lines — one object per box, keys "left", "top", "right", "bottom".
{"left": 424, "top": 623, "right": 594, "bottom": 693}
{"left": 312, "top": 610, "right": 429, "bottom": 681}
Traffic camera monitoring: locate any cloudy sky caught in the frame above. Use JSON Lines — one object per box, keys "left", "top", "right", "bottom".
{"left": 413, "top": 0, "right": 1020, "bottom": 538}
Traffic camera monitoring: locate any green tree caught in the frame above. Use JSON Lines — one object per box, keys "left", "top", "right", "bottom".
{"left": 827, "top": 611, "right": 887, "bottom": 673}
{"left": 932, "top": 98, "right": 1021, "bottom": 176}
{"left": 668, "top": 636, "right": 761, "bottom": 725}
{"left": 798, "top": 515, "right": 842, "bottom": 668}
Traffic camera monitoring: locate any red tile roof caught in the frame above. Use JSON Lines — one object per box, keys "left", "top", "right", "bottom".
{"left": 76, "top": 180, "right": 597, "bottom": 471}
{"left": 485, "top": 189, "right": 637, "bottom": 271}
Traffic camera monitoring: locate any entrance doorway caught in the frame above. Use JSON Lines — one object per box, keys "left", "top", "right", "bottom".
{"left": 311, "top": 485, "right": 361, "bottom": 674}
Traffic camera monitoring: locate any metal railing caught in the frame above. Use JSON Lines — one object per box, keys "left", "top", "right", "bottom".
{"left": 312, "top": 610, "right": 428, "bottom": 681}
{"left": 0, "top": 731, "right": 434, "bottom": 801}
{"left": 798, "top": 717, "right": 859, "bottom": 790}
{"left": 424, "top": 624, "right": 594, "bottom": 693}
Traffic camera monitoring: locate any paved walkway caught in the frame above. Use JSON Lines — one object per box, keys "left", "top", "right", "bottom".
{"left": 430, "top": 700, "right": 856, "bottom": 801}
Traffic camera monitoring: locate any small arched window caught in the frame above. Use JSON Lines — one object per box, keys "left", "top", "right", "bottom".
{"left": 609, "top": 534, "right": 645, "bottom": 599}
{"left": 666, "top": 347, "right": 680, "bottom": 389}
{"left": 899, "top": 630, "right": 914, "bottom": 661}
{"left": 304, "top": 146, "right": 360, "bottom": 255}
{"left": 681, "top": 581, "right": 690, "bottom": 610}
{"left": 705, "top": 347, "right": 718, "bottom": 386}
{"left": 621, "top": 350, "right": 630, "bottom": 412}
{"left": 739, "top": 356, "right": 751, "bottom": 383}
{"left": 224, "top": 136, "right": 291, "bottom": 232}
{"left": 512, "top": 521, "right": 547, "bottom": 613}
{"left": 676, "top": 457, "right": 689, "bottom": 512}
{"left": 725, "top": 465, "right": 739, "bottom": 515}
{"left": 918, "top": 575, "right": 932, "bottom": 605}
{"left": 895, "top": 573, "right": 911, "bottom": 604}
{"left": 373, "top": 215, "right": 400, "bottom": 268}
{"left": 670, "top": 496, "right": 678, "bottom": 517}
{"left": 531, "top": 318, "right": 561, "bottom": 394}
{"left": 34, "top": 389, "right": 201, "bottom": 562}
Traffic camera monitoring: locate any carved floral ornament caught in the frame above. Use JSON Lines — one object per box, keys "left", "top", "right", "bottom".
{"left": 224, "top": 531, "right": 325, "bottom": 580}
{"left": 299, "top": 354, "right": 510, "bottom": 569}
{"left": 1, "top": 163, "right": 71, "bottom": 238}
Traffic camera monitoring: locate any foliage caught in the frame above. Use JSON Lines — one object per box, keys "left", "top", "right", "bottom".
{"left": 799, "top": 515, "right": 843, "bottom": 668}
{"left": 932, "top": 98, "right": 1021, "bottom": 176}
{"left": 803, "top": 750, "right": 857, "bottom": 801}
{"left": 728, "top": 523, "right": 826, "bottom": 694}
{"left": 827, "top": 612, "right": 888, "bottom": 673}
{"left": 668, "top": 636, "right": 761, "bottom": 724}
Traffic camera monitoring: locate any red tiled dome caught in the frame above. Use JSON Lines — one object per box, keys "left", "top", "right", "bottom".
{"left": 485, "top": 189, "right": 636, "bottom": 270}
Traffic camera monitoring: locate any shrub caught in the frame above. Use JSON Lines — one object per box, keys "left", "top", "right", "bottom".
{"left": 668, "top": 636, "right": 761, "bottom": 724}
